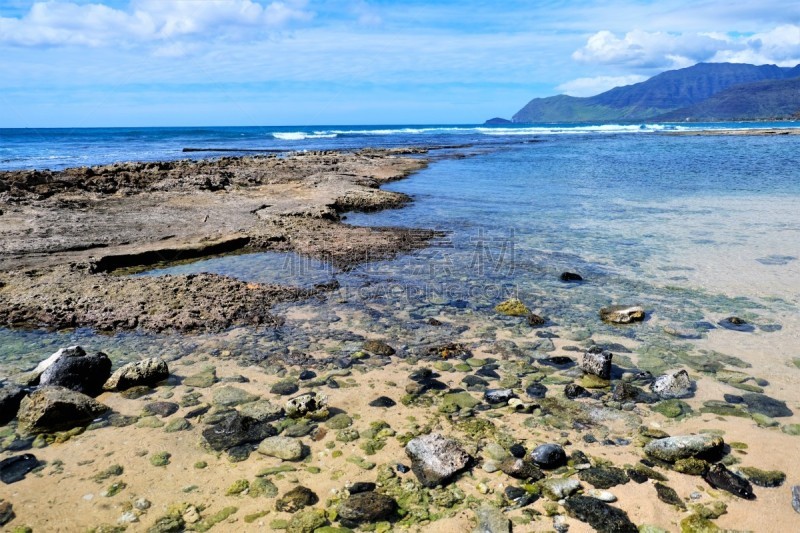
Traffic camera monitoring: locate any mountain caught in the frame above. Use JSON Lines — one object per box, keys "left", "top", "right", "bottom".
{"left": 509, "top": 63, "right": 800, "bottom": 123}
{"left": 657, "top": 77, "right": 800, "bottom": 121}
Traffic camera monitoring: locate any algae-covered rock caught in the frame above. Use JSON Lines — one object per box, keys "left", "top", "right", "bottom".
{"left": 258, "top": 436, "right": 306, "bottom": 461}
{"left": 472, "top": 504, "right": 510, "bottom": 533}
{"left": 182, "top": 367, "right": 216, "bottom": 388}
{"left": 276, "top": 486, "right": 318, "bottom": 513}
{"left": 563, "top": 495, "right": 637, "bottom": 533}
{"left": 740, "top": 393, "right": 793, "bottom": 418}
{"left": 673, "top": 458, "right": 709, "bottom": 476}
{"left": 212, "top": 386, "right": 258, "bottom": 407}
{"left": 104, "top": 358, "right": 168, "bottom": 391}
{"left": 287, "top": 509, "right": 328, "bottom": 533}
{"left": 17, "top": 386, "right": 109, "bottom": 434}
{"left": 600, "top": 305, "right": 645, "bottom": 324}
{"left": 654, "top": 482, "right": 685, "bottom": 510}
{"left": 680, "top": 514, "right": 720, "bottom": 533}
{"left": 578, "top": 466, "right": 630, "bottom": 489}
{"left": 363, "top": 340, "right": 396, "bottom": 356}
{"left": 338, "top": 492, "right": 397, "bottom": 523}
{"left": 651, "top": 399, "right": 692, "bottom": 419}
{"left": 737, "top": 466, "right": 785, "bottom": 488}
{"left": 541, "top": 478, "right": 581, "bottom": 500}
{"left": 495, "top": 298, "right": 530, "bottom": 317}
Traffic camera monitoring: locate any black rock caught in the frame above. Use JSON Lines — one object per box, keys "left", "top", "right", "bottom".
{"left": 335, "top": 358, "right": 352, "bottom": 369}
{"left": 327, "top": 379, "right": 340, "bottom": 389}
{"left": 612, "top": 382, "right": 656, "bottom": 404}
{"left": 654, "top": 482, "right": 686, "bottom": 509}
{"left": 201, "top": 411, "right": 277, "bottom": 451}
{"left": 338, "top": 492, "right": 397, "bottom": 523}
{"left": 347, "top": 482, "right": 376, "bottom": 494}
{"left": 504, "top": 486, "right": 537, "bottom": 507}
{"left": 578, "top": 466, "right": 630, "bottom": 489}
{"left": 627, "top": 468, "right": 648, "bottom": 484}
{"left": 395, "top": 463, "right": 410, "bottom": 474}
{"left": 509, "top": 443, "right": 526, "bottom": 458}
{"left": 0, "top": 384, "right": 27, "bottom": 425}
{"left": 484, "top": 388, "right": 515, "bottom": 404}
{"left": 363, "top": 340, "right": 396, "bottom": 356}
{"left": 563, "top": 496, "right": 637, "bottom": 533}
{"left": 530, "top": 443, "right": 566, "bottom": 469}
{"left": 143, "top": 401, "right": 179, "bottom": 417}
{"left": 298, "top": 370, "right": 316, "bottom": 380}
{"left": 724, "top": 394, "right": 744, "bottom": 404}
{"left": 0, "top": 500, "right": 13, "bottom": 527}
{"left": 570, "top": 450, "right": 590, "bottom": 465}
{"left": 0, "top": 454, "right": 40, "bottom": 484}
{"left": 560, "top": 272, "right": 583, "bottom": 282}
{"left": 409, "top": 368, "right": 435, "bottom": 383}
{"left": 369, "top": 396, "right": 396, "bottom": 408}
{"left": 498, "top": 457, "right": 544, "bottom": 481}
{"left": 564, "top": 384, "right": 590, "bottom": 399}
{"left": 475, "top": 367, "right": 501, "bottom": 379}
{"left": 718, "top": 317, "right": 755, "bottom": 332}
{"left": 525, "top": 382, "right": 548, "bottom": 399}
{"left": 526, "top": 313, "right": 546, "bottom": 327}
{"left": 741, "top": 393, "right": 793, "bottom": 418}
{"left": 462, "top": 375, "right": 489, "bottom": 388}
{"left": 271, "top": 381, "right": 299, "bottom": 396}
{"left": 540, "top": 356, "right": 574, "bottom": 368}
{"left": 704, "top": 464, "right": 755, "bottom": 500}
{"left": 40, "top": 350, "right": 111, "bottom": 397}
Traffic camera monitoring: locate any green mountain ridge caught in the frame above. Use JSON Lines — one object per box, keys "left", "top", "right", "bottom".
{"left": 506, "top": 63, "right": 800, "bottom": 123}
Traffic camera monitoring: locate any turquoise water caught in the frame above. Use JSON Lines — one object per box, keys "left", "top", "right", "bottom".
{"left": 2, "top": 125, "right": 800, "bottom": 375}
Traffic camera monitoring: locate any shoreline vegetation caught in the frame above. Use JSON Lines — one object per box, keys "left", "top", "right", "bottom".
{"left": 1, "top": 145, "right": 799, "bottom": 532}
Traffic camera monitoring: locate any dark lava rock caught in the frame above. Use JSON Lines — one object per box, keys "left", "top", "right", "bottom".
{"left": 409, "top": 368, "right": 435, "bottom": 383}
{"left": 612, "top": 382, "right": 656, "bottom": 404}
{"left": 718, "top": 317, "right": 755, "bottom": 332}
{"left": 298, "top": 370, "right": 316, "bottom": 380}
{"left": 17, "top": 386, "right": 109, "bottom": 434}
{"left": 704, "top": 463, "right": 755, "bottom": 500}
{"left": 276, "top": 485, "right": 318, "bottom": 513}
{"left": 405, "top": 432, "right": 473, "bottom": 488}
{"left": 724, "top": 394, "right": 744, "bottom": 404}
{"left": 0, "top": 501, "right": 13, "bottom": 526}
{"left": 369, "top": 396, "right": 396, "bottom": 408}
{"left": 509, "top": 443, "right": 526, "bottom": 458}
{"left": 504, "top": 486, "right": 537, "bottom": 507}
{"left": 564, "top": 384, "right": 591, "bottom": 399}
{"left": 654, "top": 482, "right": 686, "bottom": 509}
{"left": 0, "top": 454, "right": 40, "bottom": 484}
{"left": 395, "top": 463, "right": 410, "bottom": 474}
{"left": 540, "top": 356, "right": 575, "bottom": 368}
{"left": 530, "top": 443, "right": 566, "bottom": 469}
{"left": 741, "top": 393, "right": 793, "bottom": 418}
{"left": 346, "top": 482, "right": 377, "bottom": 494}
{"left": 475, "top": 366, "right": 501, "bottom": 379}
{"left": 104, "top": 358, "right": 169, "bottom": 391}
{"left": 578, "top": 466, "right": 630, "bottom": 489}
{"left": 526, "top": 313, "right": 546, "bottom": 327}
{"left": 201, "top": 411, "right": 276, "bottom": 451}
{"left": 0, "top": 384, "right": 27, "bottom": 425}
{"left": 363, "top": 340, "right": 396, "bottom": 356}
{"left": 40, "top": 349, "right": 111, "bottom": 396}
{"left": 525, "top": 382, "right": 548, "bottom": 399}
{"left": 484, "top": 388, "right": 515, "bottom": 404}
{"left": 498, "top": 457, "right": 544, "bottom": 481}
{"left": 338, "top": 492, "right": 397, "bottom": 523}
{"left": 581, "top": 346, "right": 612, "bottom": 379}
{"left": 627, "top": 468, "right": 648, "bottom": 484}
{"left": 560, "top": 272, "right": 583, "bottom": 282}
{"left": 462, "top": 375, "right": 489, "bottom": 388}
{"left": 143, "top": 401, "right": 179, "bottom": 417}
{"left": 563, "top": 496, "right": 637, "bottom": 533}
{"left": 270, "top": 381, "right": 299, "bottom": 396}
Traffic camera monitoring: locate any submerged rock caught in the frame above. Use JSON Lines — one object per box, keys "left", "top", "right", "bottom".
{"left": 703, "top": 464, "right": 755, "bottom": 500}
{"left": 17, "top": 386, "right": 109, "bottom": 434}
{"left": 530, "top": 443, "right": 566, "bottom": 469}
{"left": 526, "top": 313, "right": 546, "bottom": 327}
{"left": 0, "top": 454, "right": 40, "bottom": 484}
{"left": 600, "top": 305, "right": 645, "bottom": 324}
{"left": 560, "top": 272, "right": 583, "bottom": 282}
{"left": 525, "top": 382, "right": 548, "bottom": 399}
{"left": 564, "top": 383, "right": 591, "bottom": 399}
{"left": 0, "top": 384, "right": 27, "bottom": 425}
{"left": 276, "top": 486, "right": 318, "bottom": 513}
{"left": 338, "top": 492, "right": 397, "bottom": 523}
{"left": 405, "top": 432, "right": 473, "bottom": 488}
{"left": 104, "top": 358, "right": 169, "bottom": 391}
{"left": 740, "top": 393, "right": 793, "bottom": 418}
{"left": 40, "top": 349, "right": 111, "bottom": 396}
{"left": 581, "top": 347, "right": 612, "bottom": 380}
{"left": 718, "top": 317, "right": 755, "bottom": 332}
{"left": 563, "top": 496, "right": 637, "bottom": 533}
{"left": 495, "top": 298, "right": 530, "bottom": 317}
{"left": 650, "top": 370, "right": 694, "bottom": 399}
{"left": 362, "top": 340, "right": 395, "bottom": 356}
{"left": 612, "top": 382, "right": 656, "bottom": 404}
{"left": 644, "top": 434, "right": 724, "bottom": 463}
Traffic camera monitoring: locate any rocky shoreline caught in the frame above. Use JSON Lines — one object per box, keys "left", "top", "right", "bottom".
{"left": 0, "top": 149, "right": 440, "bottom": 332}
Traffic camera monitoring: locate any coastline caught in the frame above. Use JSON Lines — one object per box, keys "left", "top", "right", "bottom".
{"left": 663, "top": 127, "right": 800, "bottom": 136}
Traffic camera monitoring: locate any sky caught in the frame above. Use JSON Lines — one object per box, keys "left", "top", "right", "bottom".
{"left": 1, "top": 0, "right": 799, "bottom": 127}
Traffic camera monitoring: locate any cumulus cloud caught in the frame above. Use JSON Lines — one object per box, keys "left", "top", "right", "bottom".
{"left": 573, "top": 25, "right": 800, "bottom": 69}
{"left": 0, "top": 0, "right": 313, "bottom": 48}
{"left": 556, "top": 75, "right": 648, "bottom": 97}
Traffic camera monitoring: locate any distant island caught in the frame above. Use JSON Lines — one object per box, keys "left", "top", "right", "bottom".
{"left": 488, "top": 62, "right": 800, "bottom": 123}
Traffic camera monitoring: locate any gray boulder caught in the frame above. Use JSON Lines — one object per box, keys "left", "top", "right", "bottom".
{"left": 473, "top": 504, "right": 510, "bottom": 533}
{"left": 644, "top": 434, "right": 724, "bottom": 462}
{"left": 650, "top": 370, "right": 694, "bottom": 399}
{"left": 201, "top": 411, "right": 276, "bottom": 451}
{"left": 581, "top": 347, "right": 613, "bottom": 379}
{"left": 17, "top": 386, "right": 109, "bottom": 434}
{"left": 258, "top": 436, "right": 306, "bottom": 461}
{"left": 104, "top": 358, "right": 169, "bottom": 391}
{"left": 405, "top": 433, "right": 473, "bottom": 487}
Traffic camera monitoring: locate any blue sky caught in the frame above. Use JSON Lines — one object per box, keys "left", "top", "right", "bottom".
{"left": 1, "top": 0, "right": 799, "bottom": 127}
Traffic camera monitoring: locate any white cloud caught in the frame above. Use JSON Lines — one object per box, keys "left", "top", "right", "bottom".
{"left": 0, "top": 0, "right": 313, "bottom": 48}
{"left": 556, "top": 75, "right": 648, "bottom": 97}
{"left": 573, "top": 25, "right": 800, "bottom": 69}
